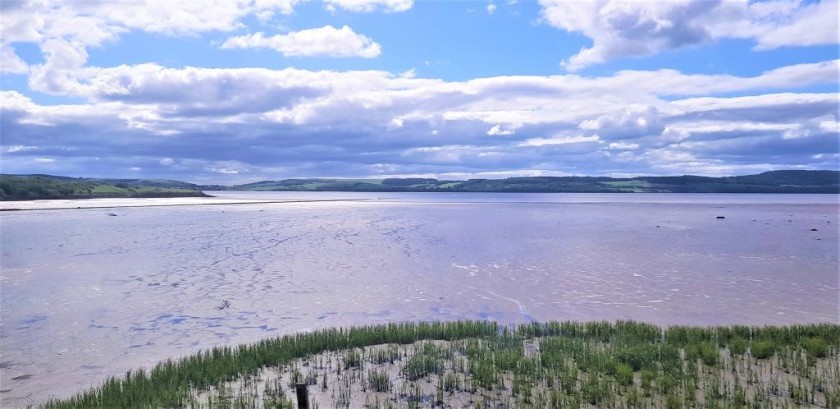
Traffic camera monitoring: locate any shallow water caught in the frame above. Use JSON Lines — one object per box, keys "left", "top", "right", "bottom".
{"left": 1, "top": 193, "right": 837, "bottom": 406}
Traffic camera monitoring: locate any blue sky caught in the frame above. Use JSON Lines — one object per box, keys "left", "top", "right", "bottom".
{"left": 1, "top": 0, "right": 838, "bottom": 183}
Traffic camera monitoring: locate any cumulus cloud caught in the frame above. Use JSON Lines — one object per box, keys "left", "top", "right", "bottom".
{"left": 487, "top": 124, "right": 515, "bottom": 136}
{"left": 324, "top": 0, "right": 413, "bottom": 13}
{"left": 0, "top": 44, "right": 29, "bottom": 73}
{"left": 730, "top": 0, "right": 840, "bottom": 51}
{"left": 539, "top": 0, "right": 840, "bottom": 71}
{"left": 579, "top": 106, "right": 664, "bottom": 140}
{"left": 221, "top": 25, "right": 382, "bottom": 58}
{"left": 0, "top": 0, "right": 305, "bottom": 93}
{"left": 540, "top": 0, "right": 718, "bottom": 71}
{"left": 71, "top": 64, "right": 336, "bottom": 109}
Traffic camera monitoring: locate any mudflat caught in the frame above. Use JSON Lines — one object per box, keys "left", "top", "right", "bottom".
{"left": 1, "top": 192, "right": 837, "bottom": 406}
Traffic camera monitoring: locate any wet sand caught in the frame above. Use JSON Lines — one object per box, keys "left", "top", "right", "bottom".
{"left": 0, "top": 193, "right": 837, "bottom": 406}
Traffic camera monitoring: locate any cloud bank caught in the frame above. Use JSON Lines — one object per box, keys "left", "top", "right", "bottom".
{"left": 2, "top": 60, "right": 837, "bottom": 182}
{"left": 1, "top": 0, "right": 837, "bottom": 182}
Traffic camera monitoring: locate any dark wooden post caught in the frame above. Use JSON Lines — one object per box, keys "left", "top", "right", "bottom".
{"left": 295, "top": 383, "right": 309, "bottom": 409}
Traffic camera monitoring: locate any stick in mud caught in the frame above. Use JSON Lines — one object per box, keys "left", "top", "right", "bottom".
{"left": 295, "top": 383, "right": 309, "bottom": 409}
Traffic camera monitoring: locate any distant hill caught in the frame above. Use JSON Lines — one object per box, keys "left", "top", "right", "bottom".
{"left": 231, "top": 170, "right": 840, "bottom": 194}
{"left": 1, "top": 170, "right": 837, "bottom": 201}
{"left": 0, "top": 174, "right": 209, "bottom": 201}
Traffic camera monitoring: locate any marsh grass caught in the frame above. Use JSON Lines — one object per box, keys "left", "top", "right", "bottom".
{"left": 40, "top": 321, "right": 840, "bottom": 408}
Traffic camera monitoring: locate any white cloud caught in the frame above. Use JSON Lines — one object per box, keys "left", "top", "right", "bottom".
{"left": 593, "top": 60, "right": 839, "bottom": 97}
{"left": 7, "top": 62, "right": 838, "bottom": 125}
{"left": 487, "top": 124, "right": 515, "bottom": 135}
{"left": 487, "top": 3, "right": 497, "bottom": 14}
{"left": 404, "top": 145, "right": 481, "bottom": 164}
{"left": 660, "top": 127, "right": 690, "bottom": 143}
{"left": 519, "top": 135, "right": 601, "bottom": 147}
{"left": 206, "top": 160, "right": 251, "bottom": 174}
{"left": 221, "top": 25, "right": 382, "bottom": 58}
{"left": 539, "top": 0, "right": 840, "bottom": 71}
{"left": 819, "top": 120, "right": 840, "bottom": 133}
{"left": 159, "top": 157, "right": 175, "bottom": 166}
{"left": 727, "top": 0, "right": 840, "bottom": 51}
{"left": 400, "top": 68, "right": 417, "bottom": 79}
{"left": 539, "top": 0, "right": 718, "bottom": 71}
{"left": 670, "top": 92, "right": 839, "bottom": 113}
{"left": 579, "top": 106, "right": 664, "bottom": 140}
{"left": 0, "top": 0, "right": 305, "bottom": 93}
{"left": 0, "top": 45, "right": 28, "bottom": 73}
{"left": 676, "top": 122, "right": 801, "bottom": 134}
{"left": 5, "top": 62, "right": 834, "bottom": 148}
{"left": 4, "top": 145, "right": 38, "bottom": 153}
{"left": 607, "top": 141, "right": 640, "bottom": 150}
{"left": 1, "top": 90, "right": 36, "bottom": 111}
{"left": 324, "top": 0, "right": 413, "bottom": 13}
{"left": 0, "top": 1, "right": 297, "bottom": 47}
{"left": 388, "top": 117, "right": 405, "bottom": 129}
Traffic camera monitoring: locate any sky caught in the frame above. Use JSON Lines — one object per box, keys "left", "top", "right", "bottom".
{"left": 0, "top": 0, "right": 838, "bottom": 183}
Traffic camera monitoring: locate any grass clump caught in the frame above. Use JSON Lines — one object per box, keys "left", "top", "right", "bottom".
{"left": 343, "top": 349, "right": 362, "bottom": 369}
{"left": 403, "top": 352, "right": 444, "bottom": 381}
{"left": 614, "top": 362, "right": 634, "bottom": 386}
{"left": 802, "top": 337, "right": 828, "bottom": 358}
{"left": 367, "top": 370, "right": 390, "bottom": 392}
{"left": 728, "top": 336, "right": 748, "bottom": 355}
{"left": 685, "top": 342, "right": 718, "bottom": 366}
{"left": 751, "top": 340, "right": 777, "bottom": 359}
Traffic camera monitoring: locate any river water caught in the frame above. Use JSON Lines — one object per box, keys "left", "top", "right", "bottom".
{"left": 1, "top": 192, "right": 837, "bottom": 406}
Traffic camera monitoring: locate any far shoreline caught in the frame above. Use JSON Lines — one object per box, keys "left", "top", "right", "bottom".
{"left": 1, "top": 191, "right": 837, "bottom": 212}
{"left": 0, "top": 196, "right": 373, "bottom": 212}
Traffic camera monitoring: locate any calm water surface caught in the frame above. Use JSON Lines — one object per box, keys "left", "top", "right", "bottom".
{"left": 1, "top": 193, "right": 837, "bottom": 406}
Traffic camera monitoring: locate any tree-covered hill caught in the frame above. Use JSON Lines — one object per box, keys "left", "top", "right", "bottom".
{"left": 0, "top": 174, "right": 209, "bottom": 201}
{"left": 2, "top": 170, "right": 837, "bottom": 200}
{"left": 232, "top": 170, "right": 839, "bottom": 194}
